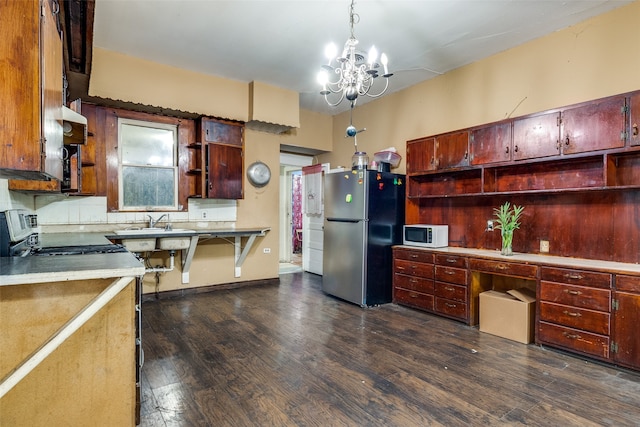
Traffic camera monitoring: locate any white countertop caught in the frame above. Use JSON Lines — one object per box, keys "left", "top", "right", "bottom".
{"left": 0, "top": 252, "right": 145, "bottom": 286}
{"left": 396, "top": 245, "right": 640, "bottom": 275}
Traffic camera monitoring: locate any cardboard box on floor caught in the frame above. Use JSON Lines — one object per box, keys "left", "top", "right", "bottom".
{"left": 479, "top": 288, "right": 536, "bottom": 344}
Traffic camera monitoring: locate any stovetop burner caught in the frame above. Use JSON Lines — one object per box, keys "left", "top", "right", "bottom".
{"left": 32, "top": 243, "right": 128, "bottom": 256}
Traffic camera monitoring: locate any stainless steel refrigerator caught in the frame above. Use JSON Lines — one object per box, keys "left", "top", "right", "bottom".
{"left": 322, "top": 169, "right": 405, "bottom": 307}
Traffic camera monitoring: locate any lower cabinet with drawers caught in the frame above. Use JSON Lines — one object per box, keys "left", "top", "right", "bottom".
{"left": 538, "top": 266, "right": 612, "bottom": 361}
{"left": 393, "top": 248, "right": 435, "bottom": 312}
{"left": 392, "top": 245, "right": 640, "bottom": 371}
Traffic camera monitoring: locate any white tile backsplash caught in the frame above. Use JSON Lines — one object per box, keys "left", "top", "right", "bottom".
{"left": 2, "top": 182, "right": 237, "bottom": 228}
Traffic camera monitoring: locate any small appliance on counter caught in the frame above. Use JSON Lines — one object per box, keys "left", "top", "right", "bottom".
{"left": 0, "top": 209, "right": 39, "bottom": 257}
{"left": 403, "top": 224, "right": 448, "bottom": 248}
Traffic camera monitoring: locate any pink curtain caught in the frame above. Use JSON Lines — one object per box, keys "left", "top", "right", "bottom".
{"left": 291, "top": 172, "right": 303, "bottom": 253}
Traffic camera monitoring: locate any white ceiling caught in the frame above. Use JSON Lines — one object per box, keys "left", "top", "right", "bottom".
{"left": 93, "top": 0, "right": 633, "bottom": 115}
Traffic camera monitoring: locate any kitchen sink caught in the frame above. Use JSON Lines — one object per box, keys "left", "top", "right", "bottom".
{"left": 114, "top": 228, "right": 194, "bottom": 236}
{"left": 114, "top": 228, "right": 195, "bottom": 252}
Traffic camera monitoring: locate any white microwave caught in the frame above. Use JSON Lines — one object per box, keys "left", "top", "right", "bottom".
{"left": 403, "top": 225, "right": 448, "bottom": 248}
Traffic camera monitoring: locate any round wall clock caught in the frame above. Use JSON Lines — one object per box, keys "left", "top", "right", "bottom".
{"left": 247, "top": 161, "right": 271, "bottom": 187}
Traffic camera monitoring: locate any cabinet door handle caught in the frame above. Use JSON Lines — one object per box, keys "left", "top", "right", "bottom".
{"left": 397, "top": 266, "right": 405, "bottom": 271}
{"left": 445, "top": 303, "right": 457, "bottom": 308}
{"left": 505, "top": 146, "right": 509, "bottom": 154}
{"left": 563, "top": 310, "right": 582, "bottom": 318}
{"left": 444, "top": 286, "right": 455, "bottom": 292}
{"left": 445, "top": 258, "right": 457, "bottom": 264}
{"left": 633, "top": 123, "right": 639, "bottom": 137}
{"left": 514, "top": 145, "right": 518, "bottom": 153}
{"left": 564, "top": 289, "right": 582, "bottom": 296}
{"left": 565, "top": 136, "right": 570, "bottom": 146}
{"left": 564, "top": 273, "right": 584, "bottom": 280}
{"left": 563, "top": 332, "right": 581, "bottom": 340}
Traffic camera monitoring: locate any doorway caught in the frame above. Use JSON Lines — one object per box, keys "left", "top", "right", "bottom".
{"left": 279, "top": 153, "right": 313, "bottom": 274}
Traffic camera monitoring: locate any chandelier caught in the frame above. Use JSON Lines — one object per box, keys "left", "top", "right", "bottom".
{"left": 317, "top": 0, "right": 393, "bottom": 108}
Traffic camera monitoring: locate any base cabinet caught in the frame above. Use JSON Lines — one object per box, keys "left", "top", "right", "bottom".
{"left": 393, "top": 246, "right": 640, "bottom": 372}
{"left": 612, "top": 276, "right": 640, "bottom": 370}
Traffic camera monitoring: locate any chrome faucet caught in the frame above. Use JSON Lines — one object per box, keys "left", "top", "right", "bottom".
{"left": 148, "top": 214, "right": 168, "bottom": 229}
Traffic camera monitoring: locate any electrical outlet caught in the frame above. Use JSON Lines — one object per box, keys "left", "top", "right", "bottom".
{"left": 486, "top": 220, "right": 494, "bottom": 231}
{"left": 540, "top": 240, "right": 550, "bottom": 253}
{"left": 263, "top": 248, "right": 271, "bottom": 254}
{"left": 201, "top": 211, "right": 207, "bottom": 219}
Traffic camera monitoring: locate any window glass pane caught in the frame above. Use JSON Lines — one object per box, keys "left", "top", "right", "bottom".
{"left": 121, "top": 123, "right": 175, "bottom": 167}
{"left": 122, "top": 166, "right": 175, "bottom": 208}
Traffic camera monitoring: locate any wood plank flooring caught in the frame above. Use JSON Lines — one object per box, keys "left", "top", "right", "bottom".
{"left": 140, "top": 272, "right": 640, "bottom": 426}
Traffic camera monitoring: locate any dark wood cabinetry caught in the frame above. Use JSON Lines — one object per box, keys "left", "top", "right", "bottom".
{"left": 435, "top": 131, "right": 469, "bottom": 169}
{"left": 470, "top": 122, "right": 512, "bottom": 165}
{"left": 561, "top": 96, "right": 626, "bottom": 154}
{"left": 394, "top": 247, "right": 640, "bottom": 371}
{"left": 406, "top": 137, "right": 435, "bottom": 174}
{"left": 406, "top": 91, "right": 640, "bottom": 203}
{"left": 190, "top": 117, "right": 244, "bottom": 199}
{"left": 612, "top": 275, "right": 640, "bottom": 370}
{"left": 393, "top": 248, "right": 435, "bottom": 312}
{"left": 511, "top": 111, "right": 560, "bottom": 160}
{"left": 538, "top": 266, "right": 612, "bottom": 360}
{"left": 630, "top": 92, "right": 640, "bottom": 146}
{"left": 0, "top": 0, "right": 63, "bottom": 181}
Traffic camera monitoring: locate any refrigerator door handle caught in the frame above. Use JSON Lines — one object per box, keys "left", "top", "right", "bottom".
{"left": 326, "top": 218, "right": 361, "bottom": 223}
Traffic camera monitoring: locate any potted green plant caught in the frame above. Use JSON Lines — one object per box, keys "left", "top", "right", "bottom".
{"left": 494, "top": 202, "right": 524, "bottom": 256}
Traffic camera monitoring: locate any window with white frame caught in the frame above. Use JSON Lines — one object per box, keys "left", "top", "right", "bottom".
{"left": 118, "top": 118, "right": 178, "bottom": 211}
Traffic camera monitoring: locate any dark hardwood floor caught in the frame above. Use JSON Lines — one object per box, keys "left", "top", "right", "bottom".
{"left": 140, "top": 272, "right": 640, "bottom": 426}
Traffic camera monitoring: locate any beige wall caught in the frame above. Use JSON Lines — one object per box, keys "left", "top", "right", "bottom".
{"left": 317, "top": 1, "right": 640, "bottom": 175}
{"left": 93, "top": 0, "right": 640, "bottom": 293}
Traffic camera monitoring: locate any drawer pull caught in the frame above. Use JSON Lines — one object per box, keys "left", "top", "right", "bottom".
{"left": 445, "top": 270, "right": 455, "bottom": 275}
{"left": 410, "top": 254, "right": 419, "bottom": 259}
{"left": 445, "top": 258, "right": 457, "bottom": 263}
{"left": 564, "top": 289, "right": 582, "bottom": 296}
{"left": 410, "top": 293, "right": 418, "bottom": 298}
{"left": 564, "top": 273, "right": 584, "bottom": 280}
{"left": 444, "top": 286, "right": 455, "bottom": 292}
{"left": 562, "top": 332, "right": 582, "bottom": 340}
{"left": 410, "top": 279, "right": 418, "bottom": 283}
{"left": 445, "top": 303, "right": 457, "bottom": 308}
{"left": 563, "top": 310, "right": 582, "bottom": 318}
{"left": 496, "top": 264, "right": 509, "bottom": 270}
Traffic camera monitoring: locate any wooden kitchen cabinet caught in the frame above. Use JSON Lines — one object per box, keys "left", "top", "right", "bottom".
{"left": 560, "top": 95, "right": 626, "bottom": 154}
{"left": 611, "top": 275, "right": 640, "bottom": 370}
{"left": 433, "top": 254, "right": 469, "bottom": 322}
{"left": 435, "top": 131, "right": 469, "bottom": 169}
{"left": 392, "top": 248, "right": 435, "bottom": 312}
{"left": 0, "top": 0, "right": 63, "bottom": 181}
{"left": 630, "top": 92, "right": 640, "bottom": 146}
{"left": 512, "top": 111, "right": 560, "bottom": 160}
{"left": 406, "top": 137, "right": 436, "bottom": 174}
{"left": 538, "top": 266, "right": 612, "bottom": 360}
{"left": 470, "top": 122, "right": 512, "bottom": 165}
{"left": 190, "top": 117, "right": 244, "bottom": 199}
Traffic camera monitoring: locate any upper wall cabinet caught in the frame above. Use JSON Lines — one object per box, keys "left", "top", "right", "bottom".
{"left": 512, "top": 111, "right": 560, "bottom": 160}
{"left": 189, "top": 117, "right": 245, "bottom": 200}
{"left": 435, "top": 131, "right": 469, "bottom": 169}
{"left": 560, "top": 95, "right": 626, "bottom": 155}
{"left": 470, "top": 122, "right": 512, "bottom": 165}
{"left": 0, "top": 0, "right": 63, "bottom": 180}
{"left": 630, "top": 92, "right": 640, "bottom": 147}
{"left": 406, "top": 90, "right": 640, "bottom": 199}
{"left": 406, "top": 137, "right": 435, "bottom": 174}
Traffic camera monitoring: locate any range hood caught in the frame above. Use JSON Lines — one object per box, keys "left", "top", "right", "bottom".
{"left": 62, "top": 106, "right": 87, "bottom": 144}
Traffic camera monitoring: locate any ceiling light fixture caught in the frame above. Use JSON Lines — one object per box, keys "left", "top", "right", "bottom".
{"left": 317, "top": 0, "right": 393, "bottom": 108}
